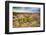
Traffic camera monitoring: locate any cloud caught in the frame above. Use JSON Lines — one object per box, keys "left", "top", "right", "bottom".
{"left": 13, "top": 7, "right": 40, "bottom": 13}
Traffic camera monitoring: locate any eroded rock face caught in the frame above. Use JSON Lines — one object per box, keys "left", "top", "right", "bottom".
{"left": 13, "top": 12, "right": 40, "bottom": 28}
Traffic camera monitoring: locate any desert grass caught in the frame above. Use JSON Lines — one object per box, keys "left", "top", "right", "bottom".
{"left": 13, "top": 12, "right": 40, "bottom": 28}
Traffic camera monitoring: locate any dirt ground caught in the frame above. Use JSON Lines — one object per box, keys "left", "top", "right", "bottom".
{"left": 13, "top": 12, "right": 40, "bottom": 28}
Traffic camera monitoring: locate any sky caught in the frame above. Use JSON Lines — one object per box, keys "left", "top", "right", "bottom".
{"left": 13, "top": 7, "right": 40, "bottom": 13}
